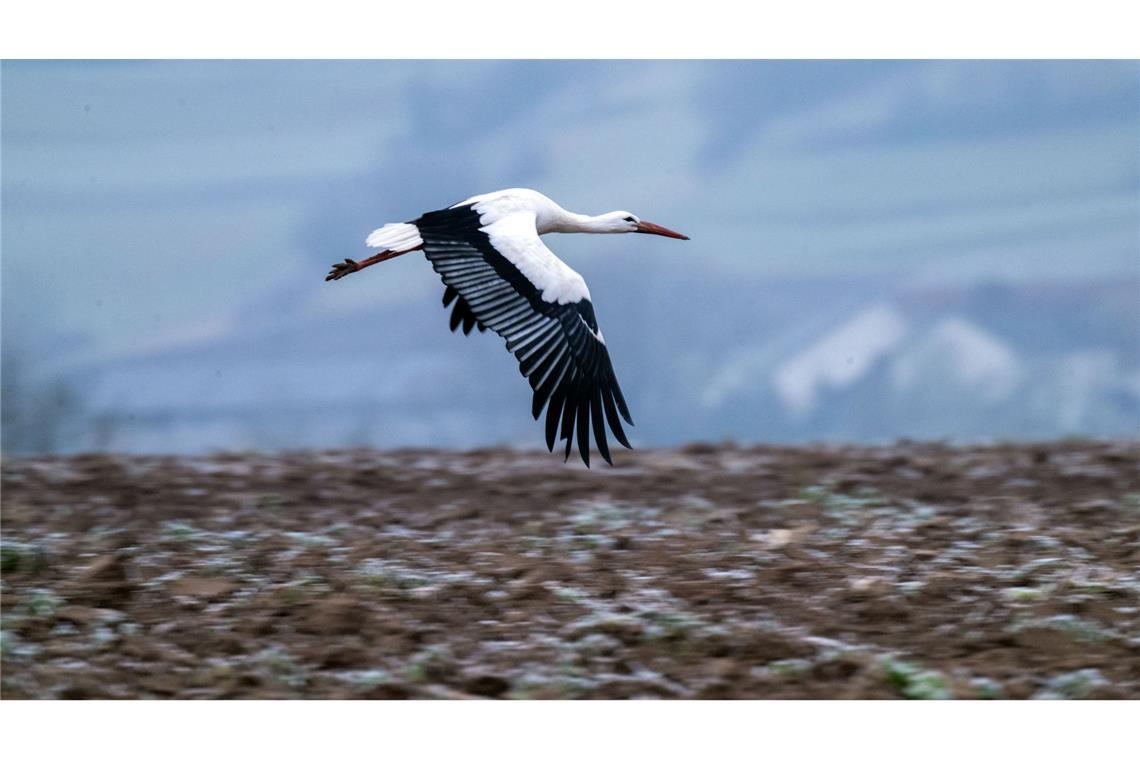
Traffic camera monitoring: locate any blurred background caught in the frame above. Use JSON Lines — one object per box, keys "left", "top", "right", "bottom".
{"left": 2, "top": 60, "right": 1137, "bottom": 455}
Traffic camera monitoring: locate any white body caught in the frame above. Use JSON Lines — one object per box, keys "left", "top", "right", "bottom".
{"left": 365, "top": 188, "right": 640, "bottom": 305}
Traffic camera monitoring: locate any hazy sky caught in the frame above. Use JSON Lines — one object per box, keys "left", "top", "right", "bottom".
{"left": 4, "top": 60, "right": 1137, "bottom": 374}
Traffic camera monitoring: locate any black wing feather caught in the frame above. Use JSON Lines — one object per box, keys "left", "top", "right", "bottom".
{"left": 442, "top": 285, "right": 488, "bottom": 334}
{"left": 576, "top": 395, "right": 591, "bottom": 468}
{"left": 591, "top": 392, "right": 612, "bottom": 465}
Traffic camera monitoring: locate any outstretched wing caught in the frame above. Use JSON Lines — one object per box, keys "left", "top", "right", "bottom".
{"left": 415, "top": 204, "right": 633, "bottom": 466}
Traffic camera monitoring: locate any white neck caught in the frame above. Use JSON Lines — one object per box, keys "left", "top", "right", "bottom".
{"left": 543, "top": 209, "right": 614, "bottom": 234}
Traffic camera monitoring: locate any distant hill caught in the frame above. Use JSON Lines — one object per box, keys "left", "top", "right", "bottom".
{"left": 8, "top": 275, "right": 1133, "bottom": 455}
{"left": 691, "top": 277, "right": 1138, "bottom": 443}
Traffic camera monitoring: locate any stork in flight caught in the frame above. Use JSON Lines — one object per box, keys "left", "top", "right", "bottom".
{"left": 325, "top": 188, "right": 689, "bottom": 466}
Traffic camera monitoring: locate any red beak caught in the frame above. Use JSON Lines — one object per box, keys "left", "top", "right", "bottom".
{"left": 635, "top": 220, "right": 690, "bottom": 240}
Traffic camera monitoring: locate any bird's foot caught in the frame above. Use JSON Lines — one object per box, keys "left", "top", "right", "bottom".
{"left": 325, "top": 258, "right": 360, "bottom": 281}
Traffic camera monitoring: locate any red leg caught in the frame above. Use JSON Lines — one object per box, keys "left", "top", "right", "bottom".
{"left": 325, "top": 244, "right": 423, "bottom": 281}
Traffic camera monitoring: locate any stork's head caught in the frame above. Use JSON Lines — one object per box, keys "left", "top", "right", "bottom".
{"left": 596, "top": 211, "right": 689, "bottom": 239}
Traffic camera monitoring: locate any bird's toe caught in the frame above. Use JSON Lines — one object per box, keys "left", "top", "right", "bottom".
{"left": 325, "top": 259, "right": 359, "bottom": 281}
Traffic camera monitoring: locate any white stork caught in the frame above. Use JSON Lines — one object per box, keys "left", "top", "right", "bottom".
{"left": 325, "top": 188, "right": 689, "bottom": 466}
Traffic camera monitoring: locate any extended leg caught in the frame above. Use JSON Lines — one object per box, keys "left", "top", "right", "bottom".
{"left": 325, "top": 245, "right": 422, "bottom": 281}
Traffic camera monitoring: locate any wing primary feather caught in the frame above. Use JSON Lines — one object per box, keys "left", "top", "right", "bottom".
{"left": 576, "top": 395, "right": 591, "bottom": 468}
{"left": 531, "top": 357, "right": 569, "bottom": 418}
{"left": 529, "top": 346, "right": 567, "bottom": 393}
{"left": 603, "top": 386, "right": 632, "bottom": 449}
{"left": 610, "top": 371, "right": 634, "bottom": 425}
{"left": 483, "top": 300, "right": 530, "bottom": 322}
{"left": 560, "top": 385, "right": 577, "bottom": 461}
{"left": 545, "top": 387, "right": 566, "bottom": 451}
{"left": 519, "top": 336, "right": 560, "bottom": 377}
{"left": 447, "top": 274, "right": 497, "bottom": 289}
{"left": 437, "top": 261, "right": 486, "bottom": 275}
{"left": 591, "top": 391, "right": 612, "bottom": 465}
{"left": 516, "top": 331, "right": 558, "bottom": 364}
{"left": 506, "top": 321, "right": 557, "bottom": 353}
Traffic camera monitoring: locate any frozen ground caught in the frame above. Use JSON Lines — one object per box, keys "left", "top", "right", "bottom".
{"left": 2, "top": 441, "right": 1138, "bottom": 699}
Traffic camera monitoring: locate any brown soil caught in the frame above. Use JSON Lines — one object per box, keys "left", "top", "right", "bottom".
{"left": 2, "top": 441, "right": 1139, "bottom": 699}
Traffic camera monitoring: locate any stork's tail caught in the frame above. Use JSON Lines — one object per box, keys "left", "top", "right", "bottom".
{"left": 365, "top": 222, "right": 423, "bottom": 252}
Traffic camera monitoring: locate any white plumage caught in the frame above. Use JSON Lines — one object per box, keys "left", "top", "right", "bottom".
{"left": 482, "top": 212, "right": 590, "bottom": 305}
{"left": 365, "top": 222, "right": 422, "bottom": 252}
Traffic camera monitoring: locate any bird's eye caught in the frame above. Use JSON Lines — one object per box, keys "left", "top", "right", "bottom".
{"left": 623, "top": 216, "right": 635, "bottom": 222}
